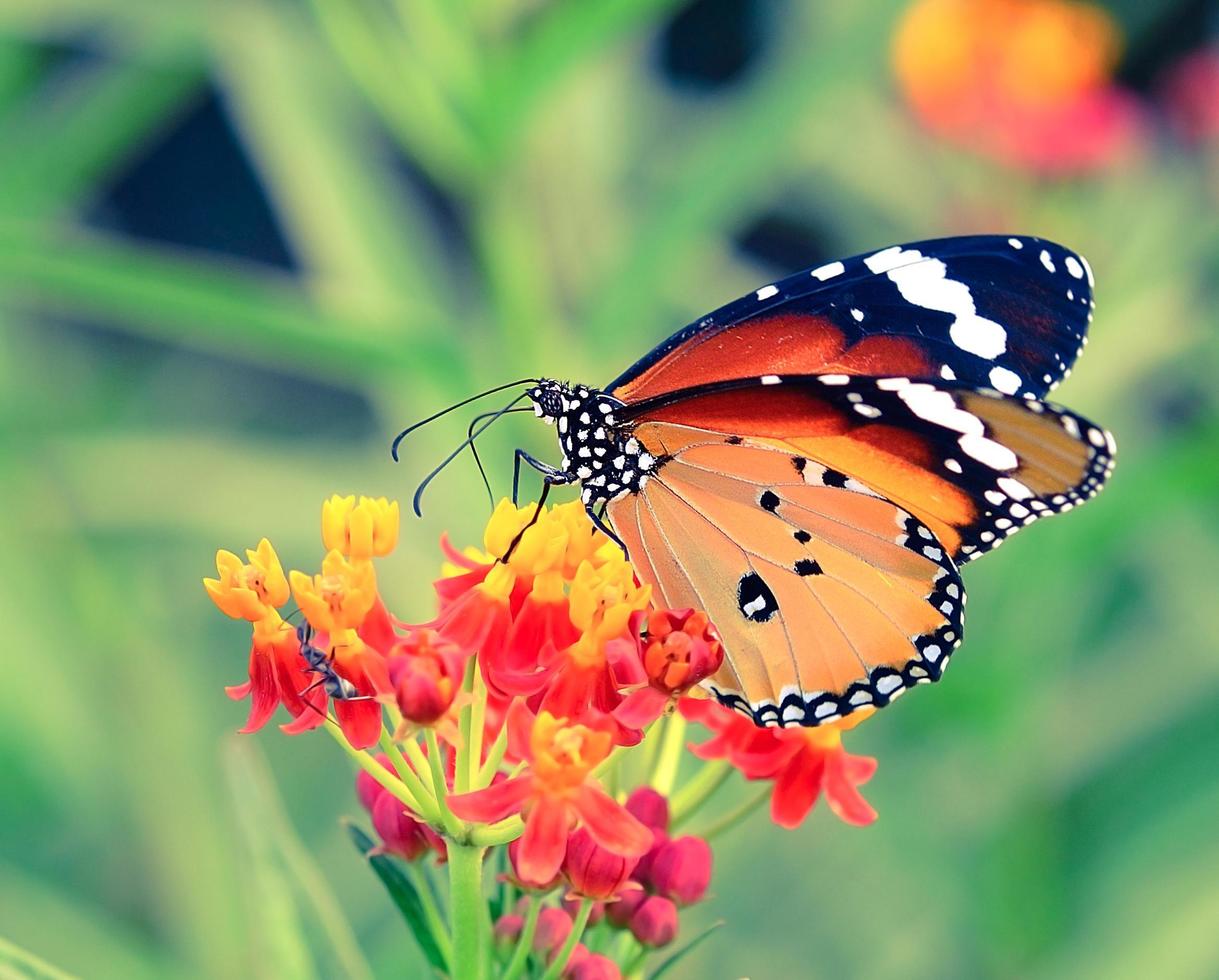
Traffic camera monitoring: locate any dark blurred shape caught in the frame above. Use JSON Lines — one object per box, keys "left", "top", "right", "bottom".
{"left": 1115, "top": 0, "right": 1218, "bottom": 94}
{"left": 733, "top": 212, "right": 837, "bottom": 272}
{"left": 89, "top": 88, "right": 296, "bottom": 270}
{"left": 657, "top": 0, "right": 765, "bottom": 88}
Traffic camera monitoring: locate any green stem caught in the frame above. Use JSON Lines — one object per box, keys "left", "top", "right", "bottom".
{"left": 379, "top": 730, "right": 439, "bottom": 822}
{"left": 456, "top": 656, "right": 477, "bottom": 793}
{"left": 621, "top": 945, "right": 649, "bottom": 978}
{"left": 447, "top": 842, "right": 488, "bottom": 980}
{"left": 467, "top": 658, "right": 488, "bottom": 788}
{"left": 326, "top": 724, "right": 429, "bottom": 818}
{"left": 405, "top": 863, "right": 454, "bottom": 967}
{"left": 650, "top": 714, "right": 687, "bottom": 796}
{"left": 500, "top": 896, "right": 540, "bottom": 980}
{"left": 699, "top": 786, "right": 772, "bottom": 842}
{"left": 476, "top": 717, "right": 509, "bottom": 785}
{"left": 669, "top": 760, "right": 733, "bottom": 828}
{"left": 469, "top": 815, "right": 524, "bottom": 847}
{"left": 539, "top": 899, "right": 592, "bottom": 980}
{"left": 422, "top": 728, "right": 465, "bottom": 838}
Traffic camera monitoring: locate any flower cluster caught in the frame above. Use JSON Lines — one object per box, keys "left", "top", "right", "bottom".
{"left": 892, "top": 0, "right": 1146, "bottom": 175}
{"left": 205, "top": 497, "right": 878, "bottom": 979}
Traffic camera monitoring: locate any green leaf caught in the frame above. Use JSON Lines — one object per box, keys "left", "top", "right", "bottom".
{"left": 648, "top": 919, "right": 724, "bottom": 979}
{"left": 346, "top": 823, "right": 449, "bottom": 974}
{"left": 0, "top": 935, "right": 80, "bottom": 980}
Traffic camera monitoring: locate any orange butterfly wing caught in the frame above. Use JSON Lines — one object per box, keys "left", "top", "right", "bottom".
{"left": 608, "top": 429, "right": 964, "bottom": 726}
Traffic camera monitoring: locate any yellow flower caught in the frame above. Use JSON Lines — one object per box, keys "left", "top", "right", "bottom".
{"left": 203, "top": 538, "right": 289, "bottom": 622}
{"left": 321, "top": 494, "right": 400, "bottom": 560}
{"left": 290, "top": 549, "right": 379, "bottom": 633}
{"left": 568, "top": 553, "right": 651, "bottom": 643}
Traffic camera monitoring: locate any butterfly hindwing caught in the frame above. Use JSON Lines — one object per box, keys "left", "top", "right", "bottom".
{"left": 608, "top": 431, "right": 965, "bottom": 726}
{"left": 607, "top": 235, "right": 1093, "bottom": 404}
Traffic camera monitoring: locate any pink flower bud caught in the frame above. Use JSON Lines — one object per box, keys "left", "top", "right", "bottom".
{"left": 624, "top": 787, "right": 670, "bottom": 833}
{"left": 493, "top": 914, "right": 524, "bottom": 950}
{"left": 532, "top": 907, "right": 573, "bottom": 953}
{"left": 604, "top": 883, "right": 645, "bottom": 929}
{"left": 565, "top": 948, "right": 622, "bottom": 980}
{"left": 564, "top": 828, "right": 639, "bottom": 900}
{"left": 649, "top": 835, "right": 712, "bottom": 905}
{"left": 390, "top": 630, "right": 463, "bottom": 725}
{"left": 370, "top": 792, "right": 434, "bottom": 861}
{"left": 630, "top": 895, "right": 678, "bottom": 948}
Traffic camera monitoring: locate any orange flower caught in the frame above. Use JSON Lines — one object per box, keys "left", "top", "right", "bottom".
{"left": 321, "top": 494, "right": 400, "bottom": 560}
{"left": 290, "top": 549, "right": 379, "bottom": 634}
{"left": 447, "top": 703, "right": 653, "bottom": 887}
{"left": 893, "top": 0, "right": 1144, "bottom": 174}
{"left": 204, "top": 539, "right": 289, "bottom": 622}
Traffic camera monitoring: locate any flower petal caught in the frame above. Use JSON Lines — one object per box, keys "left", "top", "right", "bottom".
{"left": 574, "top": 784, "right": 653, "bottom": 857}
{"left": 770, "top": 750, "right": 826, "bottom": 830}
{"left": 447, "top": 776, "right": 533, "bottom": 824}
{"left": 516, "top": 797, "right": 573, "bottom": 888}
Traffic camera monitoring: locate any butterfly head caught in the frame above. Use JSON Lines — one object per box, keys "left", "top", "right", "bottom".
{"left": 528, "top": 379, "right": 582, "bottom": 423}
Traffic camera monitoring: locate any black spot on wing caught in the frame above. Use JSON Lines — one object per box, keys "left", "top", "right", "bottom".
{"left": 737, "top": 571, "right": 779, "bottom": 623}
{"left": 759, "top": 490, "right": 780, "bottom": 512}
{"left": 793, "top": 529, "right": 812, "bottom": 544}
{"left": 725, "top": 435, "right": 743, "bottom": 445}
{"left": 822, "top": 468, "right": 848, "bottom": 489}
{"left": 794, "top": 558, "right": 822, "bottom": 576}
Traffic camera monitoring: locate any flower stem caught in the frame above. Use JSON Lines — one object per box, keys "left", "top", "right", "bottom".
{"left": 650, "top": 714, "right": 687, "bottom": 796}
{"left": 699, "top": 786, "right": 771, "bottom": 842}
{"left": 447, "top": 842, "right": 488, "bottom": 980}
{"left": 378, "top": 730, "right": 439, "bottom": 822}
{"left": 500, "top": 895, "right": 540, "bottom": 980}
{"left": 421, "top": 727, "right": 465, "bottom": 839}
{"left": 456, "top": 656, "right": 477, "bottom": 793}
{"left": 405, "top": 863, "right": 453, "bottom": 968}
{"left": 476, "top": 719, "right": 509, "bottom": 786}
{"left": 469, "top": 815, "right": 524, "bottom": 847}
{"left": 539, "top": 899, "right": 592, "bottom": 980}
{"left": 468, "top": 658, "right": 488, "bottom": 786}
{"left": 669, "top": 760, "right": 732, "bottom": 828}
{"left": 326, "top": 724, "right": 431, "bottom": 820}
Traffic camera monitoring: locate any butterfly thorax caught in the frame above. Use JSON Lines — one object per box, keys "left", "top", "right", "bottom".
{"left": 528, "top": 380, "right": 658, "bottom": 505}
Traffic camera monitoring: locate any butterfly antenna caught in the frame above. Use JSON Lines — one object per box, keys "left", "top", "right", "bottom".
{"left": 413, "top": 392, "right": 532, "bottom": 516}
{"left": 390, "top": 378, "right": 536, "bottom": 462}
{"left": 465, "top": 406, "right": 532, "bottom": 509}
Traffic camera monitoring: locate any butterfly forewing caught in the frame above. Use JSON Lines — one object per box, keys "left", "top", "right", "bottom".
{"left": 608, "top": 235, "right": 1093, "bottom": 404}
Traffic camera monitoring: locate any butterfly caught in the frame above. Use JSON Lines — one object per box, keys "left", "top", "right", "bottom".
{"left": 402, "top": 235, "right": 1115, "bottom": 728}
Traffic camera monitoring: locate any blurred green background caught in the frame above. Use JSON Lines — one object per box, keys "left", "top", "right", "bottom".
{"left": 3, "top": 0, "right": 1218, "bottom": 977}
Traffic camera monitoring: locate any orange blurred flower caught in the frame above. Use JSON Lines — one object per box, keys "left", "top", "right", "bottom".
{"left": 893, "top": 0, "right": 1145, "bottom": 174}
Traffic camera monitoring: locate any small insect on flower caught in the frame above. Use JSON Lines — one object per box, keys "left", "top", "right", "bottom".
{"left": 297, "top": 623, "right": 375, "bottom": 704}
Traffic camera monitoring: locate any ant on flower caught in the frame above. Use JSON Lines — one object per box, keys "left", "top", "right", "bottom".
{"left": 296, "top": 622, "right": 376, "bottom": 705}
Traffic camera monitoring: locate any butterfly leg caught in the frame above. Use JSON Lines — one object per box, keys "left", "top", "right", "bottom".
{"left": 586, "top": 502, "right": 629, "bottom": 559}
{"left": 512, "top": 448, "right": 570, "bottom": 506}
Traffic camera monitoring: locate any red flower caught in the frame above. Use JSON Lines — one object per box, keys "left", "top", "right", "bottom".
{"left": 614, "top": 609, "right": 723, "bottom": 728}
{"left": 447, "top": 702, "right": 653, "bottom": 888}
{"left": 355, "top": 753, "right": 444, "bottom": 861}
{"left": 604, "top": 883, "right": 647, "bottom": 929}
{"left": 225, "top": 624, "right": 324, "bottom": 734}
{"left": 682, "top": 699, "right": 878, "bottom": 828}
{"left": 388, "top": 629, "right": 464, "bottom": 726}
{"left": 563, "top": 827, "right": 640, "bottom": 900}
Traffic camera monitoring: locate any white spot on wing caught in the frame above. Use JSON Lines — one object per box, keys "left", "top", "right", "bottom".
{"left": 756, "top": 284, "right": 779, "bottom": 301}
{"left": 1040, "top": 249, "right": 1056, "bottom": 273}
{"left": 988, "top": 365, "right": 1022, "bottom": 394}
{"left": 810, "top": 261, "right": 845, "bottom": 281}
{"left": 760, "top": 374, "right": 781, "bottom": 385}
{"left": 1008, "top": 238, "right": 1023, "bottom": 249}
{"left": 1065, "top": 256, "right": 1084, "bottom": 279}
